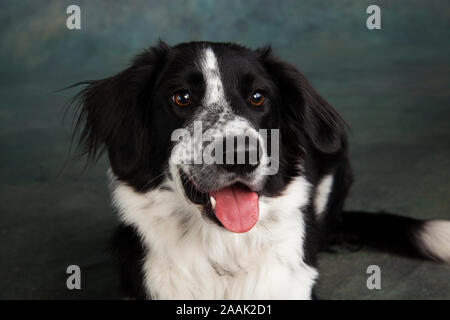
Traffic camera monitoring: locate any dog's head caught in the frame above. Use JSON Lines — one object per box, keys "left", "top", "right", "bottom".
{"left": 72, "top": 41, "right": 345, "bottom": 233}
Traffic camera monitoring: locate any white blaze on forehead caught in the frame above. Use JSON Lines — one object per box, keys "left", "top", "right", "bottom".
{"left": 199, "top": 47, "right": 227, "bottom": 106}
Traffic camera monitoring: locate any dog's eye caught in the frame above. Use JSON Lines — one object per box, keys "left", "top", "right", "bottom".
{"left": 172, "top": 91, "right": 191, "bottom": 107}
{"left": 249, "top": 91, "right": 265, "bottom": 106}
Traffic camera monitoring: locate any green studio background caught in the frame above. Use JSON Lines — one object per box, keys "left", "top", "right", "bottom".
{"left": 0, "top": 0, "right": 449, "bottom": 299}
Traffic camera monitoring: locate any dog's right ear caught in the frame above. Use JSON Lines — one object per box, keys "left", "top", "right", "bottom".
{"left": 69, "top": 41, "right": 169, "bottom": 164}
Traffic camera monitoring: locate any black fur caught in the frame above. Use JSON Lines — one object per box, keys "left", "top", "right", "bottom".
{"left": 111, "top": 225, "right": 147, "bottom": 299}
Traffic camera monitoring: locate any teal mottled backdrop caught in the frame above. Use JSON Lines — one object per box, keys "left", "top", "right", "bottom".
{"left": 0, "top": 0, "right": 449, "bottom": 299}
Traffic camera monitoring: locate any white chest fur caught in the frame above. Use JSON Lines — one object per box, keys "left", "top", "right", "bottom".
{"left": 109, "top": 171, "right": 318, "bottom": 299}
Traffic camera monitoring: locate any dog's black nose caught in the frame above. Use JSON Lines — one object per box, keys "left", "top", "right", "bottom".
{"left": 221, "top": 135, "right": 261, "bottom": 174}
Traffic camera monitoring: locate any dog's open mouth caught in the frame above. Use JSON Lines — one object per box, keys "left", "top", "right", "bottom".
{"left": 181, "top": 172, "right": 259, "bottom": 233}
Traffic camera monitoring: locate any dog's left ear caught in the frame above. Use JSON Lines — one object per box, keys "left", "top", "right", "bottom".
{"left": 259, "top": 49, "right": 345, "bottom": 154}
{"left": 298, "top": 69, "right": 344, "bottom": 154}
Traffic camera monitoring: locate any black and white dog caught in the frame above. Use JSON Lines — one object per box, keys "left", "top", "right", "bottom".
{"left": 71, "top": 41, "right": 450, "bottom": 299}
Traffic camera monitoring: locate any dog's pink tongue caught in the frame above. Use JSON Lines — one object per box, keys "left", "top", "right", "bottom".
{"left": 211, "top": 185, "right": 259, "bottom": 233}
